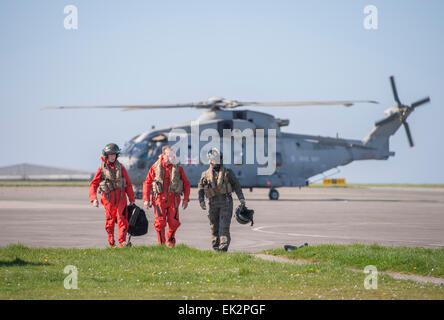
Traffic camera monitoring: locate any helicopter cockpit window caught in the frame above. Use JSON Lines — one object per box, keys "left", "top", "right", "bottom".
{"left": 147, "top": 141, "right": 167, "bottom": 159}
{"left": 151, "top": 134, "right": 167, "bottom": 142}
{"left": 130, "top": 142, "right": 149, "bottom": 156}
{"left": 122, "top": 142, "right": 134, "bottom": 154}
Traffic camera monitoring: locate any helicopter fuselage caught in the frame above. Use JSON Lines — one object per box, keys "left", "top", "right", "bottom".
{"left": 119, "top": 108, "right": 393, "bottom": 194}
{"left": 44, "top": 76, "right": 429, "bottom": 200}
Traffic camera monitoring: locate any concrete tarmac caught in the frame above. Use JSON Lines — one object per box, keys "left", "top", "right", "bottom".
{"left": 0, "top": 186, "right": 443, "bottom": 252}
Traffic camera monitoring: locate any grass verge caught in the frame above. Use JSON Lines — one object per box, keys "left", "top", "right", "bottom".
{"left": 0, "top": 243, "right": 443, "bottom": 300}
{"left": 264, "top": 244, "right": 444, "bottom": 278}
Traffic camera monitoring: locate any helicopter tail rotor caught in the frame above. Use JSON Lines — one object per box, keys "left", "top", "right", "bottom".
{"left": 375, "top": 76, "right": 431, "bottom": 148}
{"left": 390, "top": 75, "right": 401, "bottom": 106}
{"left": 403, "top": 120, "right": 414, "bottom": 147}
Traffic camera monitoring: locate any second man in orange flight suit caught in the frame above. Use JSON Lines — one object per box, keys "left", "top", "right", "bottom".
{"left": 143, "top": 145, "right": 190, "bottom": 247}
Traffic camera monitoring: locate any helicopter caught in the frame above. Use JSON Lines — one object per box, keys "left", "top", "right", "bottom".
{"left": 45, "top": 76, "right": 430, "bottom": 200}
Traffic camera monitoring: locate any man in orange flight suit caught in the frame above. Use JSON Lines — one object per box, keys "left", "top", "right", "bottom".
{"left": 143, "top": 145, "right": 190, "bottom": 247}
{"left": 89, "top": 143, "right": 135, "bottom": 248}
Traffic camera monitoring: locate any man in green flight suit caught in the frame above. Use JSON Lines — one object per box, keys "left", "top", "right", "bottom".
{"left": 198, "top": 147, "right": 246, "bottom": 252}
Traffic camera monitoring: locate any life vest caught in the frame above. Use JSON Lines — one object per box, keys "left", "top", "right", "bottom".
{"left": 152, "top": 158, "right": 184, "bottom": 196}
{"left": 203, "top": 166, "right": 232, "bottom": 199}
{"left": 98, "top": 160, "right": 127, "bottom": 201}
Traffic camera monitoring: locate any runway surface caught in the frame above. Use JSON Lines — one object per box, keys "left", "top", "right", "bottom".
{"left": 0, "top": 186, "right": 443, "bottom": 252}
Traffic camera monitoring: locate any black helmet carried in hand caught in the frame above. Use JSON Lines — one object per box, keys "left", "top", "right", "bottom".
{"left": 102, "top": 143, "right": 121, "bottom": 157}
{"left": 235, "top": 204, "right": 254, "bottom": 226}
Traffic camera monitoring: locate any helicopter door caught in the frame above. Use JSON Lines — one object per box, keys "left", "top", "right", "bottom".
{"left": 230, "top": 126, "right": 257, "bottom": 188}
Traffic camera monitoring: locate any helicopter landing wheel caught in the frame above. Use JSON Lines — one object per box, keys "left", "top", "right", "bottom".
{"left": 269, "top": 188, "right": 279, "bottom": 200}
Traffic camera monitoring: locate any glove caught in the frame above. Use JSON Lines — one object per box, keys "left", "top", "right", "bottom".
{"left": 240, "top": 199, "right": 246, "bottom": 206}
{"left": 92, "top": 200, "right": 99, "bottom": 208}
{"left": 200, "top": 202, "right": 207, "bottom": 210}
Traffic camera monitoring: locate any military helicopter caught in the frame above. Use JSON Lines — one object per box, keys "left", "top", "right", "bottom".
{"left": 45, "top": 76, "right": 430, "bottom": 200}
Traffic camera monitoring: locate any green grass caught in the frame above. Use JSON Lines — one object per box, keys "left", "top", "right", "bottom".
{"left": 264, "top": 244, "right": 444, "bottom": 278}
{"left": 0, "top": 244, "right": 443, "bottom": 300}
{"left": 0, "top": 180, "right": 90, "bottom": 187}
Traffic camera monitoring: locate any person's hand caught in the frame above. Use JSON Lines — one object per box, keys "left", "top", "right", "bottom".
{"left": 240, "top": 199, "right": 246, "bottom": 206}
{"left": 182, "top": 200, "right": 189, "bottom": 210}
{"left": 200, "top": 202, "right": 207, "bottom": 210}
{"left": 144, "top": 201, "right": 150, "bottom": 209}
{"left": 92, "top": 200, "right": 99, "bottom": 208}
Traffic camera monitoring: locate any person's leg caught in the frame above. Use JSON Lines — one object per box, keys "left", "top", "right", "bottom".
{"left": 166, "top": 206, "right": 180, "bottom": 247}
{"left": 116, "top": 199, "right": 129, "bottom": 245}
{"left": 208, "top": 205, "right": 221, "bottom": 251}
{"left": 153, "top": 202, "right": 167, "bottom": 244}
{"left": 104, "top": 202, "right": 117, "bottom": 245}
{"left": 218, "top": 197, "right": 233, "bottom": 252}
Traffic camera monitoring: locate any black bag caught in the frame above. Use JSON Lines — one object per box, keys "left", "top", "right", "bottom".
{"left": 127, "top": 203, "right": 148, "bottom": 237}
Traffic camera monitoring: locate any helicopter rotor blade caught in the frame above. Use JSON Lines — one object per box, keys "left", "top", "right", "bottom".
{"left": 410, "top": 97, "right": 431, "bottom": 109}
{"left": 42, "top": 103, "right": 202, "bottom": 111}
{"left": 43, "top": 106, "right": 129, "bottom": 110}
{"left": 239, "top": 100, "right": 379, "bottom": 108}
{"left": 390, "top": 76, "right": 401, "bottom": 105}
{"left": 43, "top": 99, "right": 379, "bottom": 111}
{"left": 403, "top": 121, "right": 414, "bottom": 147}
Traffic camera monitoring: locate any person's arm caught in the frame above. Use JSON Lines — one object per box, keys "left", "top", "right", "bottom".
{"left": 89, "top": 167, "right": 102, "bottom": 203}
{"left": 179, "top": 166, "right": 190, "bottom": 202}
{"left": 142, "top": 165, "right": 155, "bottom": 203}
{"left": 227, "top": 169, "right": 245, "bottom": 202}
{"left": 122, "top": 166, "right": 135, "bottom": 203}
{"left": 197, "top": 173, "right": 206, "bottom": 209}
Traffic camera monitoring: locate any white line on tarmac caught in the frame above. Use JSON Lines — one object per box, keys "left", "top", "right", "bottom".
{"left": 252, "top": 225, "right": 442, "bottom": 247}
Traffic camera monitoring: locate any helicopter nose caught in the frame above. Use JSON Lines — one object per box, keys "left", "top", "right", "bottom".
{"left": 119, "top": 155, "right": 132, "bottom": 169}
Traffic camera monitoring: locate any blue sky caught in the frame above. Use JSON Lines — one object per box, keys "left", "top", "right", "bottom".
{"left": 0, "top": 0, "right": 443, "bottom": 183}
